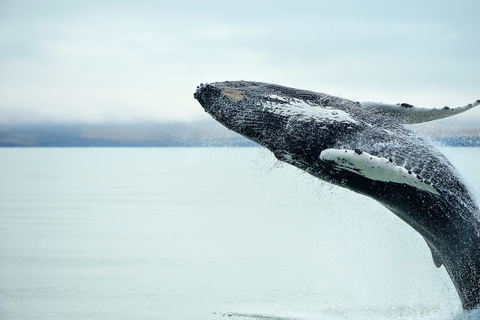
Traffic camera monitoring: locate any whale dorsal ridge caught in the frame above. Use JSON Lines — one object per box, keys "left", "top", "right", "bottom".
{"left": 319, "top": 149, "right": 441, "bottom": 195}
{"left": 359, "top": 99, "right": 479, "bottom": 124}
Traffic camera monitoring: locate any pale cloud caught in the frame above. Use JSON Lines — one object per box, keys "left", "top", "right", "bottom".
{"left": 0, "top": 0, "right": 479, "bottom": 124}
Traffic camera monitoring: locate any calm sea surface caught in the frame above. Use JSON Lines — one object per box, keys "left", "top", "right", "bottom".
{"left": 1, "top": 147, "right": 479, "bottom": 320}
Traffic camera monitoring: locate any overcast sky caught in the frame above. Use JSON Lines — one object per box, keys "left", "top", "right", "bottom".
{"left": 0, "top": 0, "right": 479, "bottom": 124}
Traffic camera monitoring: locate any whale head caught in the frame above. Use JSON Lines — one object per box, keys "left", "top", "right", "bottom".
{"left": 194, "top": 81, "right": 361, "bottom": 169}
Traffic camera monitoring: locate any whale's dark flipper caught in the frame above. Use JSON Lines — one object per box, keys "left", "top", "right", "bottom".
{"left": 194, "top": 81, "right": 480, "bottom": 310}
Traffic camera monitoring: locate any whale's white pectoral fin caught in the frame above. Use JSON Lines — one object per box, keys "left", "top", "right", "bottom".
{"left": 319, "top": 149, "right": 441, "bottom": 195}
{"left": 359, "top": 100, "right": 480, "bottom": 124}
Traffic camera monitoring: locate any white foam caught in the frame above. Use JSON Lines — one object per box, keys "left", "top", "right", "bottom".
{"left": 320, "top": 149, "right": 440, "bottom": 195}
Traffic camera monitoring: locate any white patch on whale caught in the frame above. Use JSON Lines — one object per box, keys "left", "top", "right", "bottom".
{"left": 268, "top": 94, "right": 288, "bottom": 102}
{"left": 320, "top": 149, "right": 441, "bottom": 195}
{"left": 266, "top": 95, "right": 358, "bottom": 124}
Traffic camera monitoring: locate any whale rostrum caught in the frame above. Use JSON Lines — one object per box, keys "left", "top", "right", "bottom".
{"left": 194, "top": 80, "right": 480, "bottom": 311}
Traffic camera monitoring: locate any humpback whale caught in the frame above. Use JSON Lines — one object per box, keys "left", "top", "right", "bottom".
{"left": 194, "top": 81, "right": 480, "bottom": 311}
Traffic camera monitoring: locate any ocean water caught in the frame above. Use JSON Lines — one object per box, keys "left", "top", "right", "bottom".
{"left": 0, "top": 147, "right": 479, "bottom": 320}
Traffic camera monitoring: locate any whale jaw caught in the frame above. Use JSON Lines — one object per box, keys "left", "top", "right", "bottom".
{"left": 195, "top": 83, "right": 283, "bottom": 149}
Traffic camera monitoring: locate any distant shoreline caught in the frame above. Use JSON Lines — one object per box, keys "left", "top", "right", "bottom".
{"left": 1, "top": 122, "right": 479, "bottom": 147}
{"left": 1, "top": 140, "right": 480, "bottom": 147}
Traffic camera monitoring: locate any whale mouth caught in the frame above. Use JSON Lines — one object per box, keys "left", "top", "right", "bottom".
{"left": 194, "top": 82, "right": 241, "bottom": 129}
{"left": 195, "top": 82, "right": 247, "bottom": 113}
{"left": 194, "top": 82, "right": 290, "bottom": 151}
{"left": 194, "top": 83, "right": 217, "bottom": 113}
{"left": 193, "top": 83, "right": 209, "bottom": 100}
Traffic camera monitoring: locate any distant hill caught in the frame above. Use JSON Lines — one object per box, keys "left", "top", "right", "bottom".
{"left": 0, "top": 121, "right": 478, "bottom": 147}
{"left": 0, "top": 122, "right": 256, "bottom": 147}
{"left": 433, "top": 137, "right": 480, "bottom": 147}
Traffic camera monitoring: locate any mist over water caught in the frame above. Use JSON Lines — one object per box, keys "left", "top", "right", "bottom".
{"left": 0, "top": 147, "right": 479, "bottom": 320}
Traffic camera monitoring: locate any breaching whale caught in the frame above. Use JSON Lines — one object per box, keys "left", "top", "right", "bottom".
{"left": 194, "top": 81, "right": 480, "bottom": 310}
